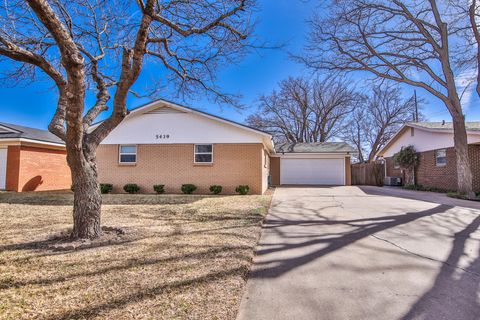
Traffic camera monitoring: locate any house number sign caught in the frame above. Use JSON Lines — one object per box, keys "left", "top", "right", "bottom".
{"left": 155, "top": 134, "right": 170, "bottom": 139}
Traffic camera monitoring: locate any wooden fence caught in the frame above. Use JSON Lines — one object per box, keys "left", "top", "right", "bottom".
{"left": 351, "top": 162, "right": 385, "bottom": 186}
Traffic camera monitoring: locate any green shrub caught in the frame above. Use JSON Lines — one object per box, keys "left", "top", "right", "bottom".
{"left": 394, "top": 145, "right": 419, "bottom": 169}
{"left": 403, "top": 184, "right": 423, "bottom": 191}
{"left": 181, "top": 184, "right": 197, "bottom": 194}
{"left": 100, "top": 183, "right": 113, "bottom": 194}
{"left": 447, "top": 192, "right": 480, "bottom": 201}
{"left": 153, "top": 184, "right": 165, "bottom": 194}
{"left": 123, "top": 184, "right": 140, "bottom": 194}
{"left": 403, "top": 184, "right": 452, "bottom": 193}
{"left": 235, "top": 185, "right": 250, "bottom": 195}
{"left": 209, "top": 185, "right": 223, "bottom": 195}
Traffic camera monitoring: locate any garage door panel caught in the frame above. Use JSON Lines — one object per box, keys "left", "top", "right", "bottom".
{"left": 0, "top": 148, "right": 7, "bottom": 189}
{"left": 280, "top": 158, "right": 344, "bottom": 185}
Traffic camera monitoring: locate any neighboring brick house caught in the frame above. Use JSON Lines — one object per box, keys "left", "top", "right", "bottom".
{"left": 377, "top": 122, "right": 480, "bottom": 192}
{"left": 0, "top": 122, "right": 71, "bottom": 192}
{"left": 93, "top": 99, "right": 353, "bottom": 194}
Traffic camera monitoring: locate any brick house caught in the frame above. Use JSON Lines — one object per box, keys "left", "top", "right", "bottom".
{"left": 376, "top": 122, "right": 480, "bottom": 192}
{"left": 0, "top": 122, "right": 71, "bottom": 192}
{"left": 92, "top": 99, "right": 353, "bottom": 194}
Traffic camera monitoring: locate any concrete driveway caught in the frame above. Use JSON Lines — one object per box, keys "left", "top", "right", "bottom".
{"left": 237, "top": 186, "right": 480, "bottom": 320}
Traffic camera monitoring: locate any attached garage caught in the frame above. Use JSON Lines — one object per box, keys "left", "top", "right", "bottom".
{"left": 271, "top": 142, "right": 354, "bottom": 186}
{"left": 280, "top": 157, "right": 345, "bottom": 185}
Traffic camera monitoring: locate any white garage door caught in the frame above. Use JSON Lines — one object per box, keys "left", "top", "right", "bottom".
{"left": 0, "top": 148, "right": 7, "bottom": 189}
{"left": 280, "top": 158, "right": 345, "bottom": 185}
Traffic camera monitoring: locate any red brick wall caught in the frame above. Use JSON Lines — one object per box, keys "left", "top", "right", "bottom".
{"left": 7, "top": 146, "right": 71, "bottom": 192}
{"left": 469, "top": 145, "right": 480, "bottom": 192}
{"left": 385, "top": 145, "right": 480, "bottom": 192}
{"left": 415, "top": 148, "right": 458, "bottom": 191}
{"left": 6, "top": 146, "right": 21, "bottom": 191}
{"left": 385, "top": 157, "right": 403, "bottom": 179}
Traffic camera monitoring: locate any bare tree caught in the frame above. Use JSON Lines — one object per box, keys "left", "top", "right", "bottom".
{"left": 451, "top": 0, "right": 480, "bottom": 96}
{"left": 0, "top": 0, "right": 256, "bottom": 239}
{"left": 300, "top": 0, "right": 476, "bottom": 196}
{"left": 342, "top": 85, "right": 417, "bottom": 163}
{"left": 247, "top": 75, "right": 358, "bottom": 143}
{"left": 342, "top": 107, "right": 367, "bottom": 163}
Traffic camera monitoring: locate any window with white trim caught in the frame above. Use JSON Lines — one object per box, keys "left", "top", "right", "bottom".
{"left": 194, "top": 144, "right": 213, "bottom": 163}
{"left": 119, "top": 145, "right": 137, "bottom": 163}
{"left": 435, "top": 149, "right": 447, "bottom": 167}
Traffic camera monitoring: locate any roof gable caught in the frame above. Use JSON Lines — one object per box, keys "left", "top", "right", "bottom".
{"left": 377, "top": 122, "right": 480, "bottom": 158}
{"left": 98, "top": 100, "right": 274, "bottom": 151}
{"left": 144, "top": 105, "right": 187, "bottom": 115}
{"left": 97, "top": 99, "right": 271, "bottom": 137}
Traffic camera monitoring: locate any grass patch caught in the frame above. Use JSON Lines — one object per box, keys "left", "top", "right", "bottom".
{"left": 401, "top": 185, "right": 480, "bottom": 201}
{"left": 403, "top": 184, "right": 453, "bottom": 194}
{"left": 446, "top": 192, "right": 480, "bottom": 201}
{"left": 0, "top": 192, "right": 272, "bottom": 319}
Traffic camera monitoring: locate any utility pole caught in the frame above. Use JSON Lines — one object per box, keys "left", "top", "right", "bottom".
{"left": 414, "top": 90, "right": 419, "bottom": 122}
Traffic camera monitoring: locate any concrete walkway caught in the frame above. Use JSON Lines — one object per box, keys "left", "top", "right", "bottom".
{"left": 237, "top": 186, "right": 480, "bottom": 320}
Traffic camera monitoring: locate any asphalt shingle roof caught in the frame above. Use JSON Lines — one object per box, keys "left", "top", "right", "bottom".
{"left": 0, "top": 122, "right": 64, "bottom": 144}
{"left": 275, "top": 142, "right": 355, "bottom": 154}
{"left": 411, "top": 121, "right": 480, "bottom": 131}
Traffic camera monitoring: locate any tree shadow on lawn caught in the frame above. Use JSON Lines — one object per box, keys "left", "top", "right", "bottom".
{"left": 0, "top": 192, "right": 210, "bottom": 206}
{"left": 45, "top": 265, "right": 249, "bottom": 320}
{"left": 1, "top": 221, "right": 261, "bottom": 319}
{"left": 0, "top": 218, "right": 261, "bottom": 254}
{"left": 0, "top": 243, "right": 253, "bottom": 290}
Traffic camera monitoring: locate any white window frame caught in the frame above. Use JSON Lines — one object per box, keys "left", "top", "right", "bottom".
{"left": 194, "top": 144, "right": 213, "bottom": 164}
{"left": 119, "top": 145, "right": 137, "bottom": 164}
{"left": 435, "top": 149, "right": 447, "bottom": 167}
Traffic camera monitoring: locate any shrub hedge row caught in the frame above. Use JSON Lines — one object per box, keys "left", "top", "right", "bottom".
{"left": 97, "top": 184, "right": 250, "bottom": 195}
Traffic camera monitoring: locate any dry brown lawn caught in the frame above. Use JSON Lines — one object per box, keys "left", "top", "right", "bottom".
{"left": 0, "top": 191, "right": 272, "bottom": 320}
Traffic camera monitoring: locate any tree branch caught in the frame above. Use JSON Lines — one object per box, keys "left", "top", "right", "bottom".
{"left": 89, "top": 0, "right": 156, "bottom": 146}
{"left": 469, "top": 0, "right": 480, "bottom": 96}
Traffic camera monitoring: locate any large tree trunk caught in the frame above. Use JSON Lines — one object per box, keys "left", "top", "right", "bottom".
{"left": 357, "top": 148, "right": 365, "bottom": 163}
{"left": 452, "top": 113, "right": 475, "bottom": 197}
{"left": 68, "top": 148, "right": 102, "bottom": 239}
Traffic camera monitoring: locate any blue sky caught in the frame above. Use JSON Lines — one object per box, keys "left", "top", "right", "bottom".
{"left": 0, "top": 0, "right": 478, "bottom": 129}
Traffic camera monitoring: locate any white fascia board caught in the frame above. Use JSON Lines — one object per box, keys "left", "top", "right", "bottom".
{"left": 0, "top": 138, "right": 65, "bottom": 148}
{"left": 408, "top": 123, "right": 480, "bottom": 135}
{"left": 272, "top": 152, "right": 350, "bottom": 158}
{"left": 376, "top": 124, "right": 408, "bottom": 158}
